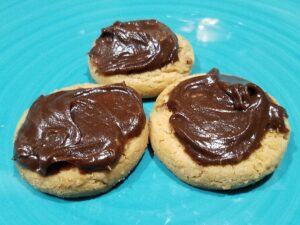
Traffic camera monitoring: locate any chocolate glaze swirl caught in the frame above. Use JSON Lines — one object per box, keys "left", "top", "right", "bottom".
{"left": 167, "top": 68, "right": 289, "bottom": 166}
{"left": 14, "top": 83, "right": 146, "bottom": 175}
{"left": 89, "top": 19, "right": 179, "bottom": 75}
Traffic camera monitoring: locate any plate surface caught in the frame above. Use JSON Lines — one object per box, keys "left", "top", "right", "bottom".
{"left": 1, "top": 0, "right": 300, "bottom": 224}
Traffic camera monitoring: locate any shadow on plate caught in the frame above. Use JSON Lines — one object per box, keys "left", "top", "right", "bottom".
{"left": 143, "top": 97, "right": 157, "bottom": 103}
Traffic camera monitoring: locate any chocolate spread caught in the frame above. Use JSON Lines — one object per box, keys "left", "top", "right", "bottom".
{"left": 14, "top": 83, "right": 146, "bottom": 175}
{"left": 89, "top": 19, "right": 179, "bottom": 75}
{"left": 167, "top": 68, "right": 289, "bottom": 165}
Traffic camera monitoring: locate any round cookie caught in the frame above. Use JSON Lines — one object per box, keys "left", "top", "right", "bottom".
{"left": 15, "top": 84, "right": 149, "bottom": 198}
{"left": 89, "top": 34, "right": 194, "bottom": 98}
{"left": 150, "top": 74, "right": 290, "bottom": 190}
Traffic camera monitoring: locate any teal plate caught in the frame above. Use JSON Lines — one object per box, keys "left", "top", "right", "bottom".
{"left": 1, "top": 0, "right": 300, "bottom": 224}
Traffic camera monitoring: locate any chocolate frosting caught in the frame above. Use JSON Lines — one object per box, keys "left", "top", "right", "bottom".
{"left": 14, "top": 83, "right": 146, "bottom": 175}
{"left": 167, "top": 68, "right": 289, "bottom": 166}
{"left": 89, "top": 19, "right": 179, "bottom": 75}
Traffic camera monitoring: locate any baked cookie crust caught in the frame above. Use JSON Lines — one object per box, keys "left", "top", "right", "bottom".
{"left": 89, "top": 35, "right": 194, "bottom": 98}
{"left": 15, "top": 84, "right": 149, "bottom": 198}
{"left": 150, "top": 75, "right": 290, "bottom": 190}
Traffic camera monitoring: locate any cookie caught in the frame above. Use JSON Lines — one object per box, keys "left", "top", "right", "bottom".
{"left": 14, "top": 83, "right": 148, "bottom": 198}
{"left": 150, "top": 69, "right": 290, "bottom": 190}
{"left": 88, "top": 20, "right": 194, "bottom": 98}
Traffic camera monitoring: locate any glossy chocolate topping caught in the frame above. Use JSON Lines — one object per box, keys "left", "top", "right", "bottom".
{"left": 89, "top": 19, "right": 179, "bottom": 75}
{"left": 14, "top": 83, "right": 146, "bottom": 175}
{"left": 167, "top": 68, "right": 289, "bottom": 166}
